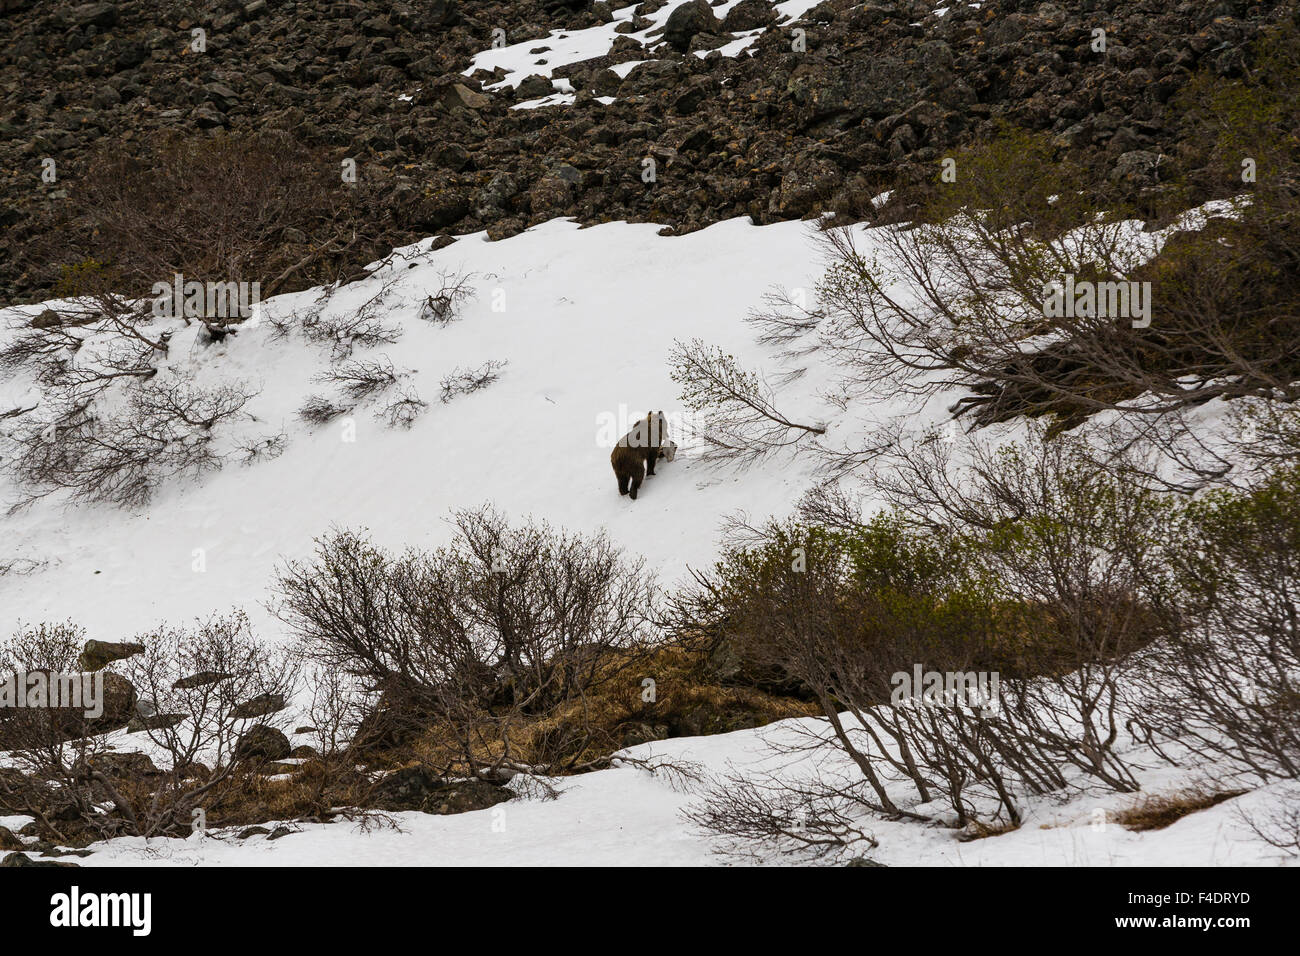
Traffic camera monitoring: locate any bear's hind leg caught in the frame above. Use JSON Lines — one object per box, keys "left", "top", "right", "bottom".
{"left": 629, "top": 470, "right": 643, "bottom": 500}
{"left": 617, "top": 473, "right": 630, "bottom": 496}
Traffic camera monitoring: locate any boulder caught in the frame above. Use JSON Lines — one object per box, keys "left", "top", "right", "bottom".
{"left": 127, "top": 712, "right": 185, "bottom": 733}
{"left": 529, "top": 176, "right": 573, "bottom": 213}
{"left": 591, "top": 68, "right": 622, "bottom": 97}
{"left": 234, "top": 724, "right": 291, "bottom": 761}
{"left": 95, "top": 672, "right": 138, "bottom": 729}
{"left": 192, "top": 105, "right": 227, "bottom": 129}
{"left": 172, "top": 671, "right": 232, "bottom": 690}
{"left": 723, "top": 0, "right": 777, "bottom": 31}
{"left": 659, "top": 0, "right": 718, "bottom": 53}
{"left": 231, "top": 692, "right": 286, "bottom": 720}
{"left": 1111, "top": 150, "right": 1166, "bottom": 187}
{"left": 0, "top": 670, "right": 136, "bottom": 747}
{"left": 70, "top": 2, "right": 116, "bottom": 30}
{"left": 407, "top": 186, "right": 473, "bottom": 232}
{"left": 432, "top": 82, "right": 491, "bottom": 112}
{"left": 79, "top": 640, "right": 144, "bottom": 672}
{"left": 772, "top": 152, "right": 842, "bottom": 216}
{"left": 621, "top": 722, "right": 670, "bottom": 746}
{"left": 516, "top": 74, "right": 555, "bottom": 99}
{"left": 1, "top": 851, "right": 77, "bottom": 867}
{"left": 370, "top": 766, "right": 512, "bottom": 815}
{"left": 76, "top": 751, "right": 159, "bottom": 778}
{"left": 424, "top": 0, "right": 461, "bottom": 27}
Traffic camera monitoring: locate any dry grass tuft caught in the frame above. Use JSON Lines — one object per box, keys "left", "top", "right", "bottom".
{"left": 1112, "top": 788, "right": 1247, "bottom": 832}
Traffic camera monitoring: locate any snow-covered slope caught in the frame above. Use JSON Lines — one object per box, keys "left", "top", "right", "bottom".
{"left": 0, "top": 216, "right": 833, "bottom": 643}
{"left": 54, "top": 717, "right": 1296, "bottom": 866}
{"left": 0, "top": 209, "right": 1288, "bottom": 867}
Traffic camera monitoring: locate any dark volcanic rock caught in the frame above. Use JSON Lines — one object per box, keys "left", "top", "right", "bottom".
{"left": 234, "top": 724, "right": 291, "bottom": 761}
{"left": 658, "top": 0, "right": 719, "bottom": 53}
{"left": 723, "top": 0, "right": 777, "bottom": 32}
{"left": 79, "top": 639, "right": 144, "bottom": 671}
{"left": 231, "top": 693, "right": 286, "bottom": 720}
{"left": 0, "top": 0, "right": 1290, "bottom": 306}
{"left": 371, "top": 766, "right": 513, "bottom": 815}
{"left": 1, "top": 851, "right": 78, "bottom": 867}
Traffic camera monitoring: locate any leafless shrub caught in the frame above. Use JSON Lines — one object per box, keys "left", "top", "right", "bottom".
{"left": 0, "top": 611, "right": 313, "bottom": 843}
{"left": 1221, "top": 401, "right": 1300, "bottom": 477}
{"left": 26, "top": 130, "right": 393, "bottom": 303}
{"left": 4, "top": 373, "right": 256, "bottom": 508}
{"left": 315, "top": 357, "right": 400, "bottom": 402}
{"left": 869, "top": 427, "right": 1167, "bottom": 793}
{"left": 611, "top": 753, "right": 707, "bottom": 794}
{"left": 236, "top": 431, "right": 288, "bottom": 466}
{"left": 1241, "top": 788, "right": 1300, "bottom": 857}
{"left": 301, "top": 309, "right": 403, "bottom": 360}
{"left": 112, "top": 611, "right": 300, "bottom": 838}
{"left": 801, "top": 124, "right": 1300, "bottom": 482}
{"left": 792, "top": 481, "right": 865, "bottom": 533}
{"left": 264, "top": 311, "right": 297, "bottom": 342}
{"left": 745, "top": 285, "right": 825, "bottom": 353}
{"left": 669, "top": 338, "right": 825, "bottom": 465}
{"left": 687, "top": 427, "right": 1300, "bottom": 854}
{"left": 418, "top": 270, "right": 477, "bottom": 325}
{"left": 298, "top": 395, "right": 354, "bottom": 426}
{"left": 687, "top": 765, "right": 879, "bottom": 861}
{"left": 0, "top": 292, "right": 264, "bottom": 508}
{"left": 304, "top": 355, "right": 425, "bottom": 429}
{"left": 294, "top": 272, "right": 405, "bottom": 360}
{"left": 0, "top": 322, "right": 84, "bottom": 378}
{"left": 1133, "top": 462, "right": 1300, "bottom": 785}
{"left": 1, "top": 295, "right": 170, "bottom": 389}
{"left": 274, "top": 507, "right": 658, "bottom": 778}
{"left": 0, "top": 621, "right": 120, "bottom": 843}
{"left": 379, "top": 386, "right": 428, "bottom": 429}
{"left": 299, "top": 662, "right": 375, "bottom": 762}
{"left": 679, "top": 516, "right": 1032, "bottom": 829}
{"left": 0, "top": 620, "right": 85, "bottom": 681}
{"left": 501, "top": 773, "right": 560, "bottom": 802}
{"left": 263, "top": 290, "right": 337, "bottom": 343}
{"left": 678, "top": 429, "right": 1167, "bottom": 846}
{"left": 439, "top": 359, "right": 507, "bottom": 404}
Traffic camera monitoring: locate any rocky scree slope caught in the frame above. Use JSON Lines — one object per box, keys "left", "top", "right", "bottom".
{"left": 0, "top": 0, "right": 1293, "bottom": 305}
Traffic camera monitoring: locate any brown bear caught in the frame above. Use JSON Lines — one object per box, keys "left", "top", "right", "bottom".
{"left": 610, "top": 410, "right": 669, "bottom": 500}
